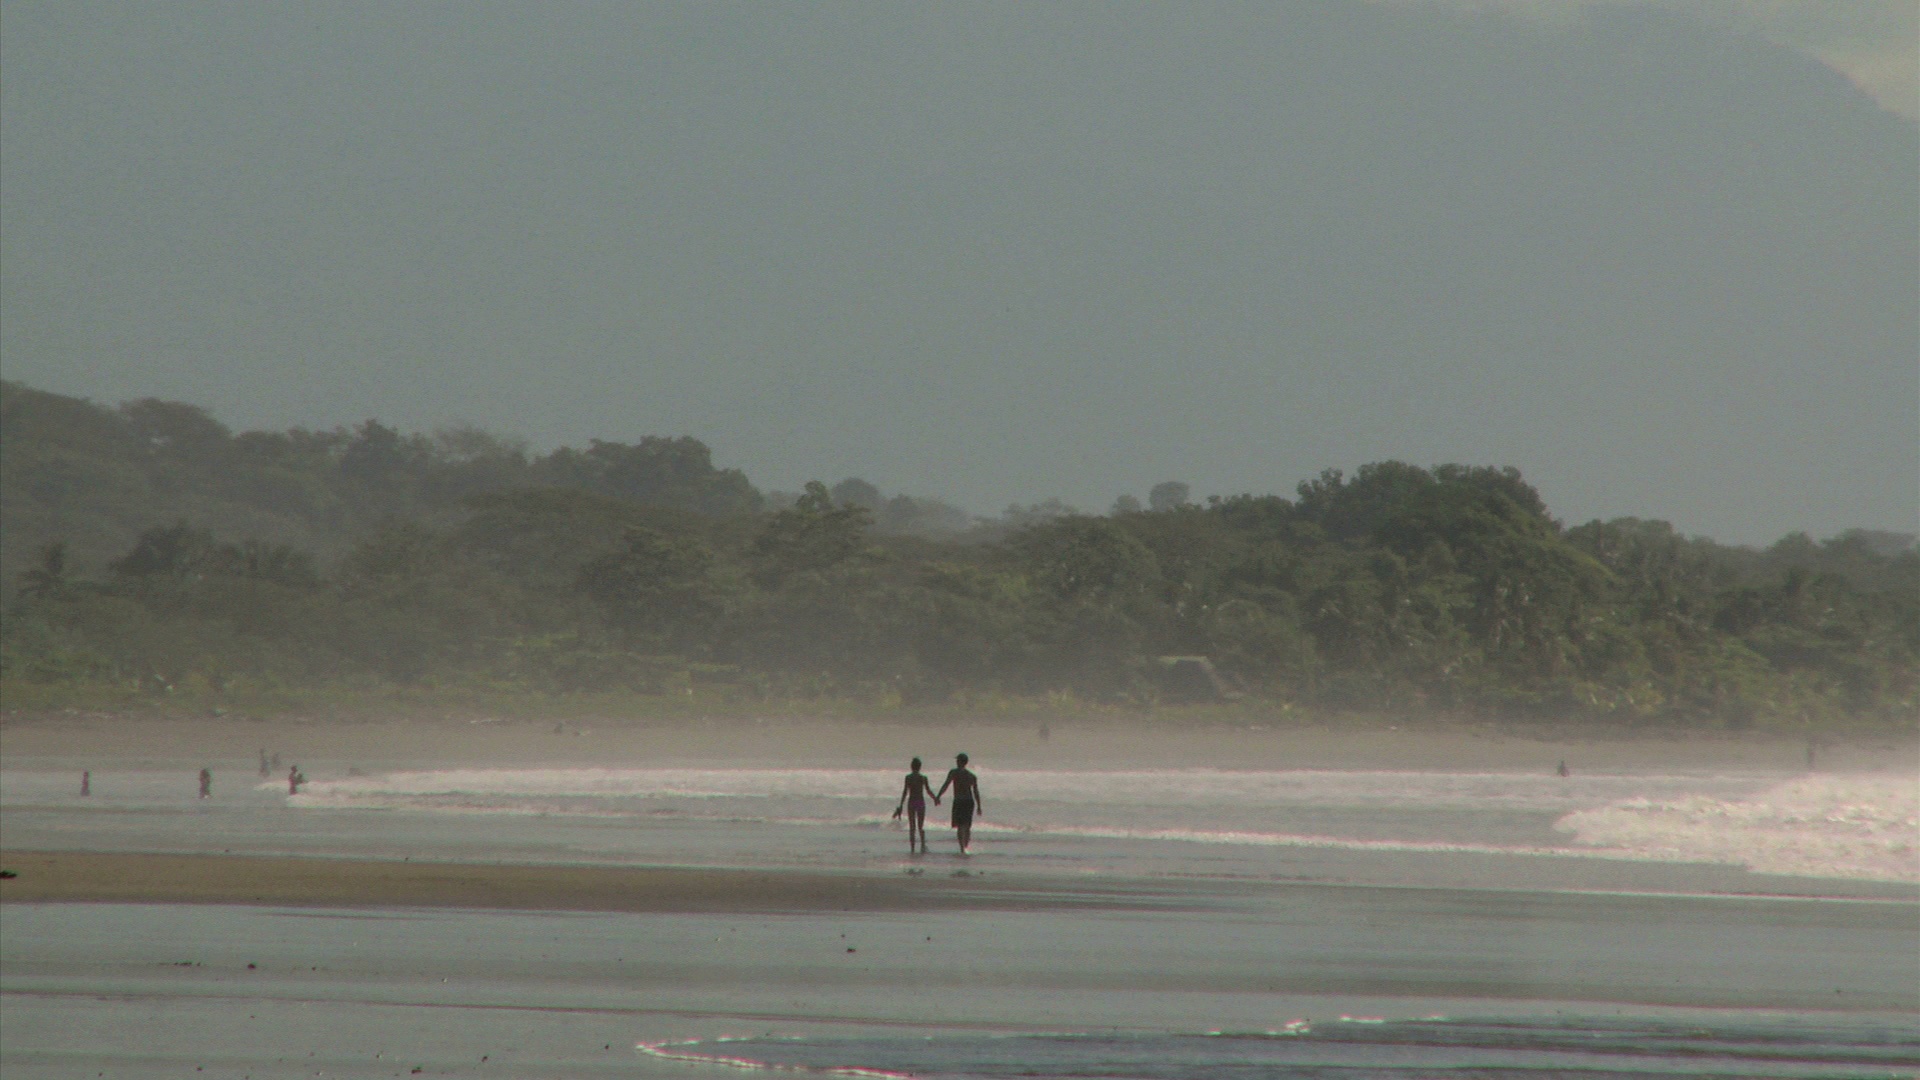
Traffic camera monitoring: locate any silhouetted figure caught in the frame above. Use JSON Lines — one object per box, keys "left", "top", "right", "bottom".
{"left": 80, "top": 770, "right": 90, "bottom": 797}
{"left": 198, "top": 768, "right": 212, "bottom": 799}
{"left": 259, "top": 749, "right": 271, "bottom": 778}
{"left": 934, "top": 753, "right": 982, "bottom": 853}
{"left": 1557, "top": 760, "right": 1569, "bottom": 778}
{"left": 893, "top": 757, "right": 940, "bottom": 854}
{"left": 287, "top": 766, "right": 305, "bottom": 795}
{"left": 270, "top": 752, "right": 281, "bottom": 772}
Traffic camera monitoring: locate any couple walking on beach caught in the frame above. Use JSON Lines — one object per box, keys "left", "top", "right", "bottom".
{"left": 893, "top": 754, "right": 981, "bottom": 855}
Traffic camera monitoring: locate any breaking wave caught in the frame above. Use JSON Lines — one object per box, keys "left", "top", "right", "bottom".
{"left": 1556, "top": 774, "right": 1918, "bottom": 883}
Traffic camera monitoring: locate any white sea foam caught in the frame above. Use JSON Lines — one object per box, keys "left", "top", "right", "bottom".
{"left": 282, "top": 766, "right": 1759, "bottom": 811}
{"left": 1021, "top": 824, "right": 1573, "bottom": 858}
{"left": 288, "top": 767, "right": 897, "bottom": 800}
{"left": 1556, "top": 774, "right": 1919, "bottom": 883}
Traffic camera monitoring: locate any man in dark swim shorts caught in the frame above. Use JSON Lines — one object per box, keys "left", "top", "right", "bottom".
{"left": 935, "top": 753, "right": 982, "bottom": 853}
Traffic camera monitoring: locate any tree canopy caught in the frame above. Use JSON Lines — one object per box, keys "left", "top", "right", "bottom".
{"left": 3, "top": 381, "right": 1913, "bottom": 726}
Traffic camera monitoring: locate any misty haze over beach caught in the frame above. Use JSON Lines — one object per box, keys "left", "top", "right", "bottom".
{"left": 2, "top": 2, "right": 1916, "bottom": 1078}
{"left": 3, "top": 1, "right": 1915, "bottom": 544}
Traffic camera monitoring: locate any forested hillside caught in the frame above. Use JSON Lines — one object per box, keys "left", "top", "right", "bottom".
{"left": 3, "top": 381, "right": 1913, "bottom": 727}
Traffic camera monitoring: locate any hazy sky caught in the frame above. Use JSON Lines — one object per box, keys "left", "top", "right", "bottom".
{"left": 3, "top": 1, "right": 1914, "bottom": 544}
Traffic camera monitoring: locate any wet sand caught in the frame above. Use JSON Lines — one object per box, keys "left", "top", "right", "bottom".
{"left": 4, "top": 714, "right": 1914, "bottom": 1078}
{"left": 0, "top": 850, "right": 1147, "bottom": 913}
{"left": 4, "top": 878, "right": 1915, "bottom": 1078}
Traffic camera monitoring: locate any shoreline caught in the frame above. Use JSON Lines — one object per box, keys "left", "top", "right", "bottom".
{"left": 0, "top": 850, "right": 1140, "bottom": 913}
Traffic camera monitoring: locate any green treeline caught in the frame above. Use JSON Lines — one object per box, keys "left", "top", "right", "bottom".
{"left": 3, "top": 381, "right": 1914, "bottom": 727}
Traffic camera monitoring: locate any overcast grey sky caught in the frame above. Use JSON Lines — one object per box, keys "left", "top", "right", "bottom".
{"left": 2, "top": 1, "right": 1914, "bottom": 544}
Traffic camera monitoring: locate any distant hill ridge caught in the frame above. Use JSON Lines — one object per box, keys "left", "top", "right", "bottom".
{"left": 0, "top": 380, "right": 756, "bottom": 582}
{"left": 8, "top": 379, "right": 1910, "bottom": 590}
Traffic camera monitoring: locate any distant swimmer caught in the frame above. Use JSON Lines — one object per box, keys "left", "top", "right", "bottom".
{"left": 80, "top": 770, "right": 90, "bottom": 797}
{"left": 199, "top": 768, "right": 212, "bottom": 799}
{"left": 934, "top": 753, "right": 982, "bottom": 854}
{"left": 893, "top": 757, "right": 940, "bottom": 854}
{"left": 287, "top": 766, "right": 306, "bottom": 795}
{"left": 1557, "top": 760, "right": 1569, "bottom": 778}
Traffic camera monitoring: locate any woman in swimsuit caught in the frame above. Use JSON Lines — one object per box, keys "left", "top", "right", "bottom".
{"left": 893, "top": 757, "right": 939, "bottom": 854}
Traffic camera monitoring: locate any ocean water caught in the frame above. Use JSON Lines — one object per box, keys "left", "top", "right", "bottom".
{"left": 4, "top": 765, "right": 1917, "bottom": 1079}
{"left": 268, "top": 766, "right": 1915, "bottom": 883}
{"left": 3, "top": 765, "right": 1913, "bottom": 885}
{"left": 643, "top": 1017, "right": 1920, "bottom": 1079}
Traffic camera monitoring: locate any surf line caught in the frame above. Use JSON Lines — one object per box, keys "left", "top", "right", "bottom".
{"left": 637, "top": 1037, "right": 913, "bottom": 1077}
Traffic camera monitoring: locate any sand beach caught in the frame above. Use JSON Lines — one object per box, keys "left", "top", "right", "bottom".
{"left": 3, "top": 712, "right": 1915, "bottom": 1078}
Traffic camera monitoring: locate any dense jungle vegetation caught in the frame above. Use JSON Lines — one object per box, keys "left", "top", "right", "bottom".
{"left": 3, "top": 381, "right": 1914, "bottom": 728}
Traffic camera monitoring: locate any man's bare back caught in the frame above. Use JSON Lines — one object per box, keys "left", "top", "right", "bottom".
{"left": 934, "top": 753, "right": 982, "bottom": 853}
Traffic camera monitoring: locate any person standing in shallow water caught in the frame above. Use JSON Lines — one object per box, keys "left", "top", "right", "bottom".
{"left": 198, "top": 769, "right": 211, "bottom": 799}
{"left": 934, "top": 753, "right": 982, "bottom": 854}
{"left": 893, "top": 757, "right": 939, "bottom": 854}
